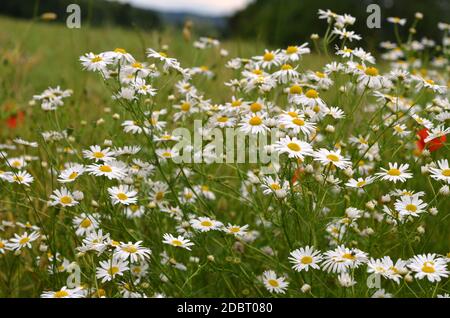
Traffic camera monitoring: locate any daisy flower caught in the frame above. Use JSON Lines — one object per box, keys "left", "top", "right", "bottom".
{"left": 224, "top": 224, "right": 249, "bottom": 237}
{"left": 86, "top": 160, "right": 128, "bottom": 180}
{"left": 332, "top": 28, "right": 361, "bottom": 42}
{"left": 239, "top": 112, "right": 269, "bottom": 135}
{"left": 394, "top": 195, "right": 427, "bottom": 217}
{"left": 279, "top": 111, "right": 316, "bottom": 136}
{"left": 387, "top": 17, "right": 407, "bottom": 26}
{"left": 408, "top": 254, "right": 449, "bottom": 283}
{"left": 338, "top": 273, "right": 356, "bottom": 287}
{"left": 121, "top": 120, "right": 150, "bottom": 135}
{"left": 358, "top": 66, "right": 390, "bottom": 89}
{"left": 313, "top": 148, "right": 352, "bottom": 170}
{"left": 7, "top": 231, "right": 40, "bottom": 251}
{"left": 322, "top": 245, "right": 368, "bottom": 273}
{"left": 429, "top": 159, "right": 450, "bottom": 184}
{"left": 254, "top": 49, "right": 282, "bottom": 69}
{"left": 156, "top": 148, "right": 179, "bottom": 161}
{"left": 80, "top": 52, "right": 111, "bottom": 72}
{"left": 6, "top": 170, "right": 34, "bottom": 186}
{"left": 345, "top": 176, "right": 374, "bottom": 188}
{"left": 115, "top": 241, "right": 152, "bottom": 263}
{"left": 281, "top": 43, "right": 310, "bottom": 62}
{"left": 124, "top": 204, "right": 146, "bottom": 219}
{"left": 271, "top": 64, "right": 299, "bottom": 84}
{"left": 289, "top": 246, "right": 323, "bottom": 272}
{"left": 261, "top": 176, "right": 290, "bottom": 198}
{"left": 57, "top": 164, "right": 85, "bottom": 183}
{"left": 0, "top": 239, "right": 8, "bottom": 254}
{"left": 108, "top": 185, "right": 138, "bottom": 206}
{"left": 146, "top": 48, "right": 182, "bottom": 71}
{"left": 49, "top": 187, "right": 80, "bottom": 207}
{"left": 96, "top": 258, "right": 129, "bottom": 283}
{"left": 275, "top": 136, "right": 313, "bottom": 160}
{"left": 190, "top": 217, "right": 223, "bottom": 232}
{"left": 262, "top": 270, "right": 288, "bottom": 294}
{"left": 162, "top": 233, "right": 194, "bottom": 251}
{"left": 41, "top": 286, "right": 85, "bottom": 298}
{"left": 104, "top": 48, "right": 135, "bottom": 64}
{"left": 376, "top": 162, "right": 412, "bottom": 183}
{"left": 78, "top": 229, "right": 111, "bottom": 254}
{"left": 82, "top": 145, "right": 116, "bottom": 162}
{"left": 295, "top": 89, "right": 326, "bottom": 107}
{"left": 6, "top": 157, "right": 26, "bottom": 169}
{"left": 73, "top": 213, "right": 99, "bottom": 236}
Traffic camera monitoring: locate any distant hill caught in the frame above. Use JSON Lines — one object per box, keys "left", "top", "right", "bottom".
{"left": 0, "top": 0, "right": 161, "bottom": 30}
{"left": 229, "top": 0, "right": 450, "bottom": 48}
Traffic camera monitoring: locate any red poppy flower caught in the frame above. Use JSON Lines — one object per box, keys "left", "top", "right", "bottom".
{"left": 416, "top": 128, "right": 446, "bottom": 153}
{"left": 6, "top": 111, "right": 25, "bottom": 129}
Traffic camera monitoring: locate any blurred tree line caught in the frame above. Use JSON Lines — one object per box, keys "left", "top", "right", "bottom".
{"left": 0, "top": 0, "right": 161, "bottom": 30}
{"left": 229, "top": 0, "right": 450, "bottom": 50}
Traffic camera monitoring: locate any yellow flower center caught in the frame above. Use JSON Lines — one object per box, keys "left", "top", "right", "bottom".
{"left": 387, "top": 168, "right": 401, "bottom": 176}
{"left": 231, "top": 100, "right": 242, "bottom": 107}
{"left": 180, "top": 102, "right": 191, "bottom": 112}
{"left": 301, "top": 256, "right": 313, "bottom": 264}
{"left": 305, "top": 89, "right": 319, "bottom": 99}
{"left": 326, "top": 154, "right": 340, "bottom": 162}
{"left": 229, "top": 227, "right": 240, "bottom": 233}
{"left": 249, "top": 116, "right": 262, "bottom": 126}
{"left": 356, "top": 181, "right": 366, "bottom": 187}
{"left": 108, "top": 266, "right": 120, "bottom": 275}
{"left": 405, "top": 204, "right": 417, "bottom": 212}
{"left": 54, "top": 290, "right": 69, "bottom": 298}
{"left": 250, "top": 102, "right": 263, "bottom": 112}
{"left": 60, "top": 196, "right": 73, "bottom": 205}
{"left": 172, "top": 239, "right": 183, "bottom": 246}
{"left": 155, "top": 192, "right": 164, "bottom": 201}
{"left": 91, "top": 56, "right": 102, "bottom": 63}
{"left": 217, "top": 116, "right": 228, "bottom": 123}
{"left": 162, "top": 152, "right": 172, "bottom": 158}
{"left": 11, "top": 161, "right": 21, "bottom": 168}
{"left": 442, "top": 169, "right": 450, "bottom": 177}
{"left": 117, "top": 193, "right": 128, "bottom": 201}
{"left": 93, "top": 152, "right": 105, "bottom": 159}
{"left": 99, "top": 165, "right": 112, "bottom": 173}
{"left": 270, "top": 183, "right": 281, "bottom": 190}
{"left": 13, "top": 176, "right": 24, "bottom": 182}
{"left": 365, "top": 67, "right": 379, "bottom": 76}
{"left": 287, "top": 142, "right": 301, "bottom": 152}
{"left": 292, "top": 118, "right": 305, "bottom": 126}
{"left": 69, "top": 172, "right": 78, "bottom": 179}
{"left": 114, "top": 48, "right": 127, "bottom": 54}
{"left": 252, "top": 69, "right": 263, "bottom": 75}
{"left": 158, "top": 52, "right": 167, "bottom": 58}
{"left": 80, "top": 218, "right": 92, "bottom": 228}
{"left": 342, "top": 253, "right": 356, "bottom": 260}
{"left": 286, "top": 46, "right": 298, "bottom": 54}
{"left": 281, "top": 64, "right": 293, "bottom": 70}
{"left": 132, "top": 62, "right": 143, "bottom": 69}
{"left": 422, "top": 262, "right": 435, "bottom": 273}
{"left": 263, "top": 52, "right": 274, "bottom": 61}
{"left": 200, "top": 220, "right": 213, "bottom": 227}
{"left": 289, "top": 85, "right": 302, "bottom": 94}
{"left": 315, "top": 71, "right": 325, "bottom": 78}
{"left": 122, "top": 246, "right": 138, "bottom": 253}
{"left": 19, "top": 237, "right": 30, "bottom": 245}
{"left": 267, "top": 279, "right": 279, "bottom": 287}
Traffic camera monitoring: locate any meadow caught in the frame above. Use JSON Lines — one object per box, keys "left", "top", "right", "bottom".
{"left": 0, "top": 11, "right": 449, "bottom": 298}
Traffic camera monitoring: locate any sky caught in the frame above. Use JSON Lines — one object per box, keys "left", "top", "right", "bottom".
{"left": 114, "top": 0, "right": 253, "bottom": 17}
